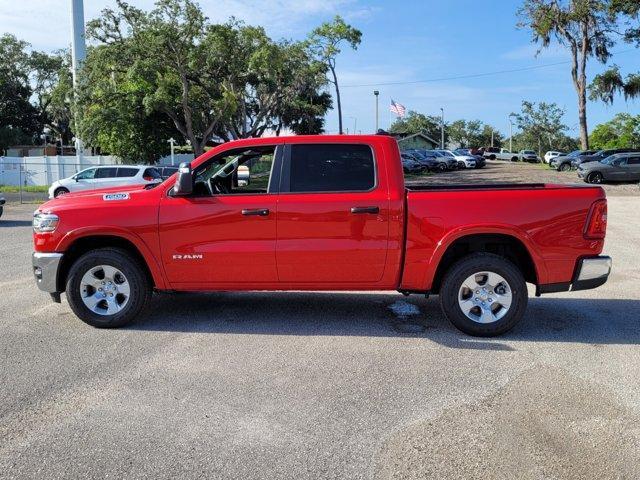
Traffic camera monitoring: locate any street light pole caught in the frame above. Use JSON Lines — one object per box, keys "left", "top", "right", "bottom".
{"left": 374, "top": 90, "right": 379, "bottom": 132}
{"left": 70, "top": 0, "right": 86, "bottom": 159}
{"left": 167, "top": 138, "right": 176, "bottom": 165}
{"left": 440, "top": 108, "right": 445, "bottom": 149}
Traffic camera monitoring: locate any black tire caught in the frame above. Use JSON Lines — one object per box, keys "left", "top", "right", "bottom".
{"left": 438, "top": 163, "right": 447, "bottom": 172}
{"left": 439, "top": 253, "right": 528, "bottom": 337}
{"left": 489, "top": 155, "right": 496, "bottom": 160}
{"left": 0, "top": 206, "right": 3, "bottom": 218}
{"left": 559, "top": 163, "right": 571, "bottom": 172}
{"left": 587, "top": 171, "right": 603, "bottom": 184}
{"left": 54, "top": 187, "right": 70, "bottom": 198}
{"left": 511, "top": 157, "right": 519, "bottom": 162}
{"left": 66, "top": 248, "right": 152, "bottom": 328}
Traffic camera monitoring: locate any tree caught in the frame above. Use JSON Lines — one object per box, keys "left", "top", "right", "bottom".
{"left": 0, "top": 34, "right": 39, "bottom": 151}
{"left": 588, "top": 2, "right": 640, "bottom": 103}
{"left": 29, "top": 50, "right": 75, "bottom": 146}
{"left": 511, "top": 100, "right": 572, "bottom": 154}
{"left": 446, "top": 119, "right": 502, "bottom": 148}
{"left": 589, "top": 113, "right": 640, "bottom": 148}
{"left": 83, "top": 0, "right": 331, "bottom": 158}
{"left": 519, "top": 0, "right": 618, "bottom": 149}
{"left": 308, "top": 16, "right": 361, "bottom": 135}
{"left": 388, "top": 111, "right": 443, "bottom": 142}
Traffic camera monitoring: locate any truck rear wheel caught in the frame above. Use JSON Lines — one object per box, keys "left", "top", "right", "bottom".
{"left": 439, "top": 253, "right": 527, "bottom": 336}
{"left": 66, "top": 248, "right": 151, "bottom": 328}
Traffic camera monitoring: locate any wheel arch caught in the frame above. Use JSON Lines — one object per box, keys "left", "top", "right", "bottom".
{"left": 428, "top": 232, "right": 540, "bottom": 294}
{"left": 56, "top": 232, "right": 166, "bottom": 292}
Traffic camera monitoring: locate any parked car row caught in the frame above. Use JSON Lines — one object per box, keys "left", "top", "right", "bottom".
{"left": 400, "top": 148, "right": 485, "bottom": 174}
{"left": 48, "top": 165, "right": 179, "bottom": 198}
{"left": 545, "top": 148, "right": 640, "bottom": 184}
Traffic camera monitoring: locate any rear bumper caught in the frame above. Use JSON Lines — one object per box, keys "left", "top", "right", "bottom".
{"left": 32, "top": 252, "right": 63, "bottom": 295}
{"left": 537, "top": 256, "right": 612, "bottom": 294}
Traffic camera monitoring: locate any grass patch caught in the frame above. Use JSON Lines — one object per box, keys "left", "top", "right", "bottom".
{"left": 0, "top": 185, "right": 49, "bottom": 193}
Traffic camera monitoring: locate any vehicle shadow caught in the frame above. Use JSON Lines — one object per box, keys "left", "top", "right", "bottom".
{"left": 130, "top": 291, "right": 640, "bottom": 349}
{"left": 0, "top": 220, "right": 34, "bottom": 227}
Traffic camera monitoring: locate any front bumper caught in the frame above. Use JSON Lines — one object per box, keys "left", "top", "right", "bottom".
{"left": 32, "top": 252, "right": 63, "bottom": 297}
{"left": 537, "top": 256, "right": 612, "bottom": 294}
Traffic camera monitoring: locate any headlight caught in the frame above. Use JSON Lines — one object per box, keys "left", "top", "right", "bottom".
{"left": 33, "top": 213, "right": 59, "bottom": 233}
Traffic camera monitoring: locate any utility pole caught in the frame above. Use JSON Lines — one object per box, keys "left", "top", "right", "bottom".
{"left": 374, "top": 91, "right": 379, "bottom": 132}
{"left": 491, "top": 129, "right": 494, "bottom": 148}
{"left": 440, "top": 108, "right": 445, "bottom": 149}
{"left": 509, "top": 118, "right": 513, "bottom": 152}
{"left": 70, "top": 0, "right": 86, "bottom": 160}
{"left": 167, "top": 138, "right": 176, "bottom": 165}
{"left": 348, "top": 116, "right": 357, "bottom": 135}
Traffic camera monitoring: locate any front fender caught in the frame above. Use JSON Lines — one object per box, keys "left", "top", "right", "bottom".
{"left": 56, "top": 226, "right": 167, "bottom": 290}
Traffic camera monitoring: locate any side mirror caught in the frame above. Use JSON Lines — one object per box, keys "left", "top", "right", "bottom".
{"left": 173, "top": 162, "right": 193, "bottom": 196}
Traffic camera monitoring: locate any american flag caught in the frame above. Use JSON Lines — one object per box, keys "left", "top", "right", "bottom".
{"left": 390, "top": 100, "right": 406, "bottom": 117}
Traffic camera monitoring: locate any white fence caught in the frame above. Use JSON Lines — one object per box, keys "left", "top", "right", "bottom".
{"left": 0, "top": 156, "right": 119, "bottom": 187}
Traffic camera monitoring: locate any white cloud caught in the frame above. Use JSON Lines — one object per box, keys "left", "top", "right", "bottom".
{"left": 0, "top": 0, "right": 373, "bottom": 51}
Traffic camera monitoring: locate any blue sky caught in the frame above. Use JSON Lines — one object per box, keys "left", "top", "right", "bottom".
{"left": 2, "top": 0, "right": 639, "bottom": 137}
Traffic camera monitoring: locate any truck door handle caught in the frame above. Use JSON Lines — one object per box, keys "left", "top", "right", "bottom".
{"left": 242, "top": 208, "right": 270, "bottom": 216}
{"left": 350, "top": 206, "right": 379, "bottom": 214}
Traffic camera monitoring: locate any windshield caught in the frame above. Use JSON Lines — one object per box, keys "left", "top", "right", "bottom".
{"left": 567, "top": 150, "right": 582, "bottom": 157}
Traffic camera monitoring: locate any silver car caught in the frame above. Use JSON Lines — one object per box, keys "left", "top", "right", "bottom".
{"left": 577, "top": 153, "right": 640, "bottom": 184}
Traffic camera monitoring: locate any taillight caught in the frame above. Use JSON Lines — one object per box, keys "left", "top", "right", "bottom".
{"left": 584, "top": 199, "right": 607, "bottom": 239}
{"left": 143, "top": 176, "right": 153, "bottom": 181}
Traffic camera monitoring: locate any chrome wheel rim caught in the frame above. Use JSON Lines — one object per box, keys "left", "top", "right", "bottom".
{"left": 80, "top": 265, "right": 130, "bottom": 316}
{"left": 458, "top": 271, "right": 512, "bottom": 324}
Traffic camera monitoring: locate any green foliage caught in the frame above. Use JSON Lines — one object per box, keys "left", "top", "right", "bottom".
{"left": 511, "top": 100, "right": 575, "bottom": 154}
{"left": 589, "top": 113, "right": 640, "bottom": 149}
{"left": 389, "top": 111, "right": 442, "bottom": 142}
{"left": 589, "top": 64, "right": 640, "bottom": 103}
{"left": 447, "top": 119, "right": 503, "bottom": 148}
{"left": 81, "top": 0, "right": 332, "bottom": 159}
{"left": 518, "top": 0, "right": 623, "bottom": 149}
{"left": 0, "top": 34, "right": 39, "bottom": 151}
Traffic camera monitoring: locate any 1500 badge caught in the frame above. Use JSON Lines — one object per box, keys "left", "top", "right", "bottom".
{"left": 173, "top": 254, "right": 203, "bottom": 260}
{"left": 103, "top": 193, "right": 130, "bottom": 201}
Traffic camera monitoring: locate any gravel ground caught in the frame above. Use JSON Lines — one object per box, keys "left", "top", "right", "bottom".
{"left": 1, "top": 184, "right": 639, "bottom": 479}
{"left": 406, "top": 160, "right": 640, "bottom": 197}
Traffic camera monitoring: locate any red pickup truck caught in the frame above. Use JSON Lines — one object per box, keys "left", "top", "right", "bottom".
{"left": 32, "top": 135, "right": 611, "bottom": 336}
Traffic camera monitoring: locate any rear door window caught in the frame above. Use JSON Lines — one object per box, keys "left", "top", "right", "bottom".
{"left": 117, "top": 167, "right": 139, "bottom": 177}
{"left": 288, "top": 144, "right": 375, "bottom": 193}
{"left": 95, "top": 167, "right": 118, "bottom": 179}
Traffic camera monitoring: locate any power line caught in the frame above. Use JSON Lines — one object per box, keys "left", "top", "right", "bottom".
{"left": 340, "top": 48, "right": 636, "bottom": 88}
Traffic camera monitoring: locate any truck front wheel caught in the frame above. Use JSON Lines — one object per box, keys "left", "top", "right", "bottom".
{"left": 66, "top": 248, "right": 152, "bottom": 328}
{"left": 439, "top": 253, "right": 528, "bottom": 336}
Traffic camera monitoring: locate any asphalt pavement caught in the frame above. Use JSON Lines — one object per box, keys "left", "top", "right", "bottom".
{"left": 1, "top": 194, "right": 639, "bottom": 479}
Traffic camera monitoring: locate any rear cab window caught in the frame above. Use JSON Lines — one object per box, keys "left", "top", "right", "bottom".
{"left": 286, "top": 144, "right": 376, "bottom": 193}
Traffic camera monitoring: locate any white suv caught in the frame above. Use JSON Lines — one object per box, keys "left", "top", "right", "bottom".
{"left": 49, "top": 166, "right": 162, "bottom": 199}
{"left": 544, "top": 151, "right": 564, "bottom": 164}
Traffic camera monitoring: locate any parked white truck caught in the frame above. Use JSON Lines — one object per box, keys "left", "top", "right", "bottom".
{"left": 483, "top": 148, "right": 519, "bottom": 161}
